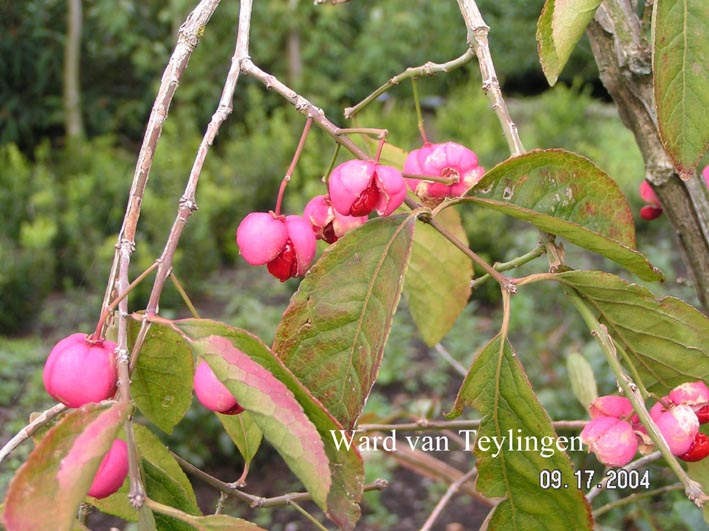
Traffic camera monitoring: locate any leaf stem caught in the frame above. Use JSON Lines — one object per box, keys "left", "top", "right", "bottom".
{"left": 568, "top": 290, "right": 707, "bottom": 506}
{"left": 427, "top": 217, "right": 517, "bottom": 293}
{"left": 275, "top": 117, "right": 313, "bottom": 216}
{"left": 470, "top": 245, "right": 546, "bottom": 289}
{"left": 411, "top": 78, "right": 428, "bottom": 143}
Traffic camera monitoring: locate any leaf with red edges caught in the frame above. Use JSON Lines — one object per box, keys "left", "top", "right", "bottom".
{"left": 3, "top": 402, "right": 128, "bottom": 531}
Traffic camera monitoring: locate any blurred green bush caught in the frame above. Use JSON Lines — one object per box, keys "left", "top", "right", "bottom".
{"left": 0, "top": 74, "right": 665, "bottom": 333}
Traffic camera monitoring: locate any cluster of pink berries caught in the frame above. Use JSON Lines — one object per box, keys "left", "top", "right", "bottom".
{"left": 235, "top": 157, "right": 407, "bottom": 282}
{"left": 42, "top": 333, "right": 128, "bottom": 499}
{"left": 236, "top": 141, "right": 484, "bottom": 282}
{"left": 581, "top": 381, "right": 709, "bottom": 467}
{"left": 41, "top": 334, "right": 248, "bottom": 498}
{"left": 639, "top": 165, "right": 709, "bottom": 220}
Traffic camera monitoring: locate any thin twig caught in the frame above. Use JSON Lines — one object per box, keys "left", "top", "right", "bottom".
{"left": 287, "top": 500, "right": 329, "bottom": 531}
{"left": 0, "top": 403, "right": 67, "bottom": 464}
{"left": 101, "top": 0, "right": 222, "bottom": 323}
{"left": 344, "top": 50, "right": 476, "bottom": 119}
{"left": 586, "top": 452, "right": 661, "bottom": 502}
{"left": 172, "top": 450, "right": 387, "bottom": 508}
{"left": 455, "top": 0, "right": 524, "bottom": 156}
{"left": 420, "top": 467, "right": 477, "bottom": 531}
{"left": 240, "top": 59, "right": 369, "bottom": 161}
{"left": 428, "top": 217, "right": 517, "bottom": 293}
{"left": 100, "top": 0, "right": 222, "bottom": 508}
{"left": 129, "top": 0, "right": 254, "bottom": 372}
{"left": 357, "top": 419, "right": 586, "bottom": 433}
{"left": 433, "top": 343, "right": 468, "bottom": 377}
{"left": 593, "top": 483, "right": 682, "bottom": 518}
{"left": 144, "top": 0, "right": 252, "bottom": 316}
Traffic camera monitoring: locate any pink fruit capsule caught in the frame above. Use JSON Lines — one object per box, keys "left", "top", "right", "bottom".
{"left": 589, "top": 395, "right": 634, "bottom": 419}
{"left": 304, "top": 195, "right": 367, "bottom": 243}
{"left": 652, "top": 404, "right": 699, "bottom": 456}
{"left": 88, "top": 439, "right": 129, "bottom": 499}
{"left": 193, "top": 360, "right": 244, "bottom": 415}
{"left": 43, "top": 333, "right": 118, "bottom": 408}
{"left": 328, "top": 159, "right": 406, "bottom": 217}
{"left": 236, "top": 212, "right": 316, "bottom": 282}
{"left": 404, "top": 142, "right": 484, "bottom": 200}
{"left": 669, "top": 381, "right": 709, "bottom": 409}
{"left": 580, "top": 416, "right": 639, "bottom": 467}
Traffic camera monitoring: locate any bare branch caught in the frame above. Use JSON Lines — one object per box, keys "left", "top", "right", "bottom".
{"left": 344, "top": 50, "right": 476, "bottom": 119}
{"left": 0, "top": 403, "right": 66, "bottom": 464}
{"left": 455, "top": 0, "right": 525, "bottom": 156}
{"left": 420, "top": 467, "right": 477, "bottom": 531}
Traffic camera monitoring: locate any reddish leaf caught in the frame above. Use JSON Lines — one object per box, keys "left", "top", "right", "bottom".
{"left": 273, "top": 214, "right": 416, "bottom": 429}
{"left": 168, "top": 319, "right": 364, "bottom": 530}
{"left": 3, "top": 402, "right": 129, "bottom": 531}
{"left": 195, "top": 335, "right": 332, "bottom": 512}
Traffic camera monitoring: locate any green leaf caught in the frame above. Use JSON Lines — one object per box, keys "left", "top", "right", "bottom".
{"left": 148, "top": 499, "right": 265, "bottom": 531}
{"left": 460, "top": 149, "right": 663, "bottom": 281}
{"left": 133, "top": 424, "right": 201, "bottom": 531}
{"left": 404, "top": 207, "right": 472, "bottom": 346}
{"left": 2, "top": 402, "right": 129, "bottom": 531}
{"left": 273, "top": 213, "right": 416, "bottom": 429}
{"left": 536, "top": 270, "right": 709, "bottom": 393}
{"left": 537, "top": 0, "right": 602, "bottom": 85}
{"left": 131, "top": 322, "right": 194, "bottom": 434}
{"left": 168, "top": 319, "right": 364, "bottom": 531}
{"left": 217, "top": 411, "right": 262, "bottom": 472}
{"left": 194, "top": 335, "right": 331, "bottom": 511}
{"left": 686, "top": 459, "right": 709, "bottom": 525}
{"left": 449, "top": 336, "right": 593, "bottom": 530}
{"left": 139, "top": 505, "right": 158, "bottom": 531}
{"left": 653, "top": 0, "right": 709, "bottom": 177}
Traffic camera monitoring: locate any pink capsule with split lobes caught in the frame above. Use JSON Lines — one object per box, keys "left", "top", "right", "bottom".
{"left": 236, "top": 212, "right": 288, "bottom": 265}
{"left": 580, "top": 416, "right": 638, "bottom": 467}
{"left": 669, "top": 381, "right": 709, "bottom": 409}
{"left": 589, "top": 395, "right": 633, "bottom": 419}
{"left": 328, "top": 159, "right": 406, "bottom": 217}
{"left": 304, "top": 195, "right": 367, "bottom": 244}
{"left": 404, "top": 142, "right": 484, "bottom": 200}
{"left": 236, "top": 212, "right": 316, "bottom": 282}
{"left": 651, "top": 403, "right": 699, "bottom": 456}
